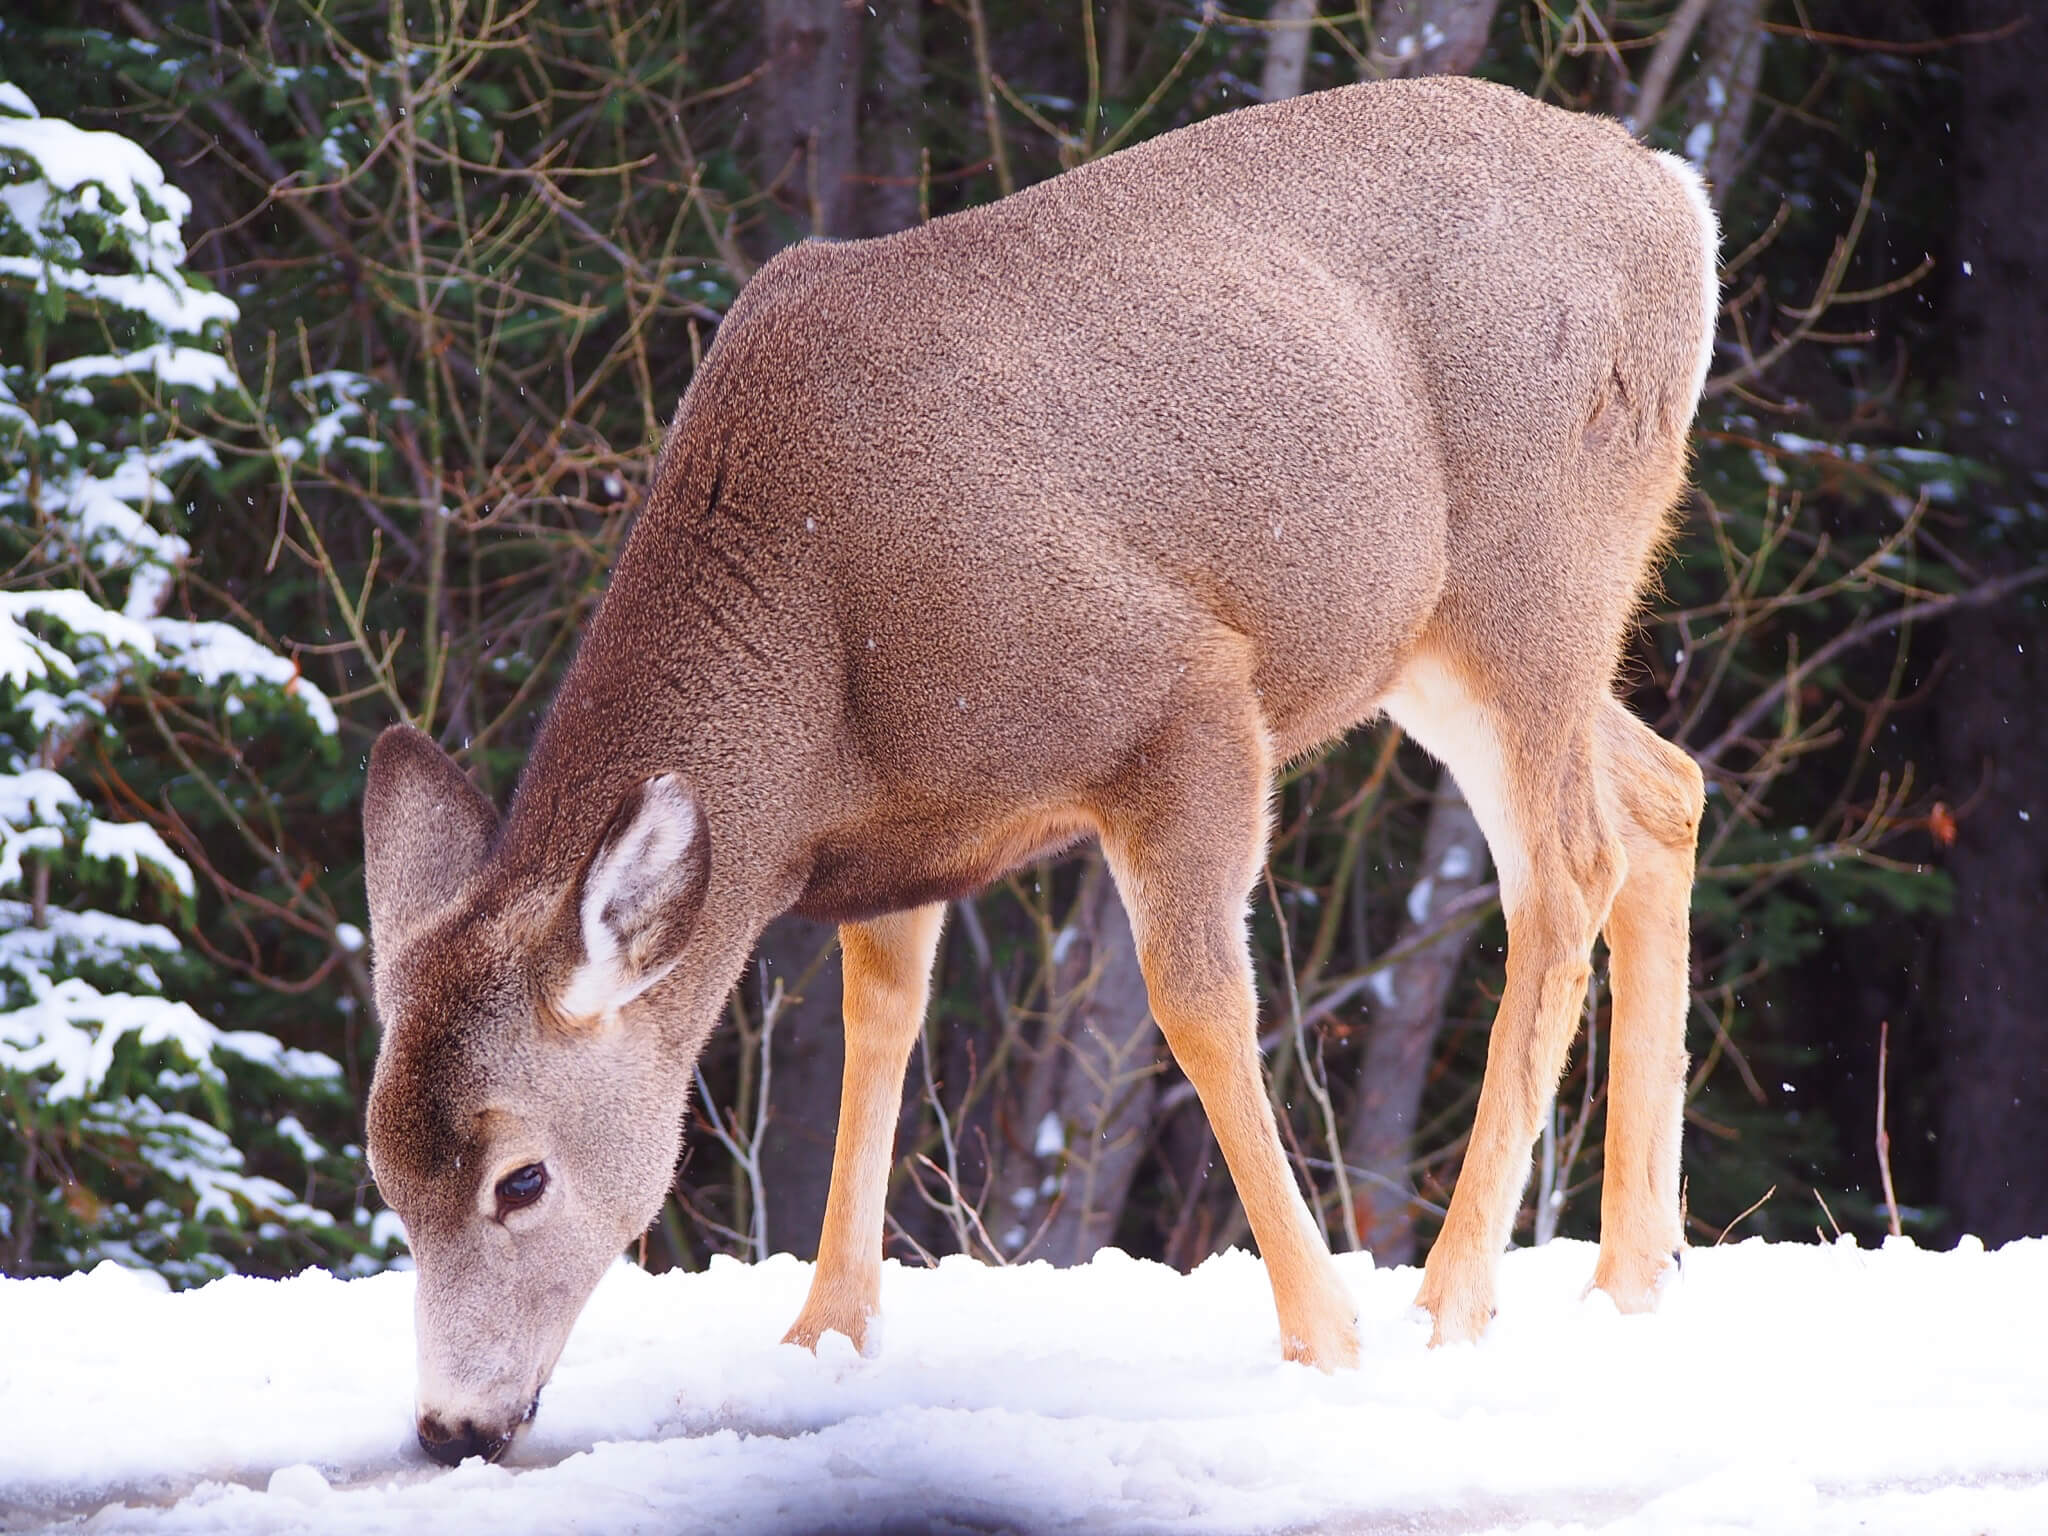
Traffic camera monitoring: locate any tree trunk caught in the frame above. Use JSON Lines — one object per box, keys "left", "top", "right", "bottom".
{"left": 1685, "top": 0, "right": 1769, "bottom": 210}
{"left": 1102, "top": 0, "right": 1132, "bottom": 99}
{"left": 861, "top": 0, "right": 924, "bottom": 236}
{"left": 1260, "top": 0, "right": 1319, "bottom": 102}
{"left": 1935, "top": 0, "right": 2048, "bottom": 1247}
{"left": 984, "top": 854, "right": 1160, "bottom": 1264}
{"left": 755, "top": 0, "right": 863, "bottom": 240}
{"left": 1373, "top": 0, "right": 1500, "bottom": 79}
{"left": 1342, "top": 779, "right": 1493, "bottom": 1264}
{"left": 754, "top": 916, "right": 846, "bottom": 1259}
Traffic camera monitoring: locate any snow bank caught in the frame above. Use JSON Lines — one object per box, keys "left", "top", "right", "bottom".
{"left": 2, "top": 1237, "right": 2045, "bottom": 1533}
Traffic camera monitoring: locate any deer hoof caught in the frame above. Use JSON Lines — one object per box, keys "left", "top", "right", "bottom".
{"left": 782, "top": 1307, "right": 870, "bottom": 1356}
{"left": 1416, "top": 1257, "right": 1496, "bottom": 1348}
{"left": 1589, "top": 1247, "right": 1679, "bottom": 1315}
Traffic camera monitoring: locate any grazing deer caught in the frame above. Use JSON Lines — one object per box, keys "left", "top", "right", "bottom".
{"left": 364, "top": 75, "right": 1715, "bottom": 1465}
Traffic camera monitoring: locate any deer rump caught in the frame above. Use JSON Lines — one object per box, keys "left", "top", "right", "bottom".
{"left": 364, "top": 73, "right": 1715, "bottom": 1468}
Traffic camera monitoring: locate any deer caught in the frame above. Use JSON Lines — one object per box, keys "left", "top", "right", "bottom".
{"left": 362, "top": 74, "right": 1717, "bottom": 1466}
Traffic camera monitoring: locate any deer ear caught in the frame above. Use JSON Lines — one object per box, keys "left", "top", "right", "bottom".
{"left": 363, "top": 724, "right": 499, "bottom": 949}
{"left": 558, "top": 775, "right": 709, "bottom": 1019}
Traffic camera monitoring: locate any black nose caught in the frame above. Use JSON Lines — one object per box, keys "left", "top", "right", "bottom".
{"left": 417, "top": 1412, "right": 510, "bottom": 1467}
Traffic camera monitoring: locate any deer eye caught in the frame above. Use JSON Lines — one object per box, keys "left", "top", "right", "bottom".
{"left": 496, "top": 1163, "right": 547, "bottom": 1209}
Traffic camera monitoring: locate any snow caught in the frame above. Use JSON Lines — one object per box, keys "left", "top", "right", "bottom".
{"left": 149, "top": 619, "right": 339, "bottom": 736}
{"left": 0, "top": 112, "right": 186, "bottom": 230}
{"left": 0, "top": 588, "right": 159, "bottom": 688}
{"left": 78, "top": 1095, "right": 337, "bottom": 1230}
{"left": 17, "top": 685, "right": 92, "bottom": 736}
{"left": 0, "top": 822, "right": 64, "bottom": 894}
{"left": 1683, "top": 120, "right": 1714, "bottom": 169}
{"left": 0, "top": 257, "right": 241, "bottom": 333}
{"left": 0, "top": 979, "right": 217, "bottom": 1100}
{"left": 1034, "top": 1110, "right": 1065, "bottom": 1158}
{"left": 58, "top": 457, "right": 193, "bottom": 577}
{"left": 0, "top": 900, "right": 178, "bottom": 970}
{"left": 276, "top": 1114, "right": 328, "bottom": 1165}
{"left": 1406, "top": 873, "right": 1435, "bottom": 922}
{"left": 0, "top": 766, "right": 81, "bottom": 826}
{"left": 0, "top": 92, "right": 239, "bottom": 336}
{"left": 274, "top": 374, "right": 375, "bottom": 462}
{"left": 0, "top": 768, "right": 198, "bottom": 909}
{"left": 82, "top": 817, "right": 196, "bottom": 899}
{"left": 0, "top": 971, "right": 338, "bottom": 1102}
{"left": 4, "top": 1237, "right": 2044, "bottom": 1533}
{"left": 44, "top": 342, "right": 238, "bottom": 395}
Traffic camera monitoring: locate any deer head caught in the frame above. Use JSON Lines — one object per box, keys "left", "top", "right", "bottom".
{"left": 362, "top": 725, "right": 709, "bottom": 1464}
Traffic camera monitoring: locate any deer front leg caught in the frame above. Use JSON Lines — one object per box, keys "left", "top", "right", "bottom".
{"left": 784, "top": 903, "right": 945, "bottom": 1354}
{"left": 1140, "top": 948, "right": 1361, "bottom": 1369}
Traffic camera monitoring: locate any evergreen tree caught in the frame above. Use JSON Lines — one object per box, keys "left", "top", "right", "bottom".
{"left": 0, "top": 81, "right": 392, "bottom": 1283}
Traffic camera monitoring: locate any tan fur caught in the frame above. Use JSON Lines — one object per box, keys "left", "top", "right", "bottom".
{"left": 363, "top": 75, "right": 1716, "bottom": 1459}
{"left": 783, "top": 903, "right": 946, "bottom": 1351}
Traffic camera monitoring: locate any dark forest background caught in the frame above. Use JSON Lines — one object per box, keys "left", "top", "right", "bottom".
{"left": 0, "top": 0, "right": 2042, "bottom": 1285}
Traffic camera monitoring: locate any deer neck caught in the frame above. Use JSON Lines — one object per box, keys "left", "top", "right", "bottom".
{"left": 495, "top": 462, "right": 842, "bottom": 1003}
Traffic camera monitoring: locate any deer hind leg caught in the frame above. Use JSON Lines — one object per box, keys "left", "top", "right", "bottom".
{"left": 1097, "top": 659, "right": 1358, "bottom": 1370}
{"left": 1387, "top": 654, "right": 1626, "bottom": 1346}
{"left": 1589, "top": 696, "right": 1704, "bottom": 1312}
{"left": 784, "top": 901, "right": 945, "bottom": 1354}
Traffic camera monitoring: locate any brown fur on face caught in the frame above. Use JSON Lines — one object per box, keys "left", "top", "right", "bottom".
{"left": 366, "top": 76, "right": 1717, "bottom": 1454}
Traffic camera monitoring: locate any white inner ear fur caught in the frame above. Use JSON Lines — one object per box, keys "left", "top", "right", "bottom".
{"left": 559, "top": 776, "right": 698, "bottom": 1019}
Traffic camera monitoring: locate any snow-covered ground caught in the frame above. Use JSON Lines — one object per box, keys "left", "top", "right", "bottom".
{"left": 5, "top": 1236, "right": 2045, "bottom": 1534}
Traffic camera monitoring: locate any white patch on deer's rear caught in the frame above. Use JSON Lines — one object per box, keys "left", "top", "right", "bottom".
{"left": 1382, "top": 654, "right": 1525, "bottom": 912}
{"left": 560, "top": 777, "right": 697, "bottom": 1018}
{"left": 1650, "top": 149, "right": 1721, "bottom": 405}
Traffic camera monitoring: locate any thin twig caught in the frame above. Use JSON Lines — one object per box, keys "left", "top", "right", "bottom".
{"left": 961, "top": 0, "right": 1014, "bottom": 196}
{"left": 1699, "top": 563, "right": 2048, "bottom": 767}
{"left": 1715, "top": 1184, "right": 1777, "bottom": 1245}
{"left": 1813, "top": 1186, "right": 1843, "bottom": 1241}
{"left": 1876, "top": 1019, "right": 1902, "bottom": 1239}
{"left": 1265, "top": 864, "right": 1360, "bottom": 1253}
